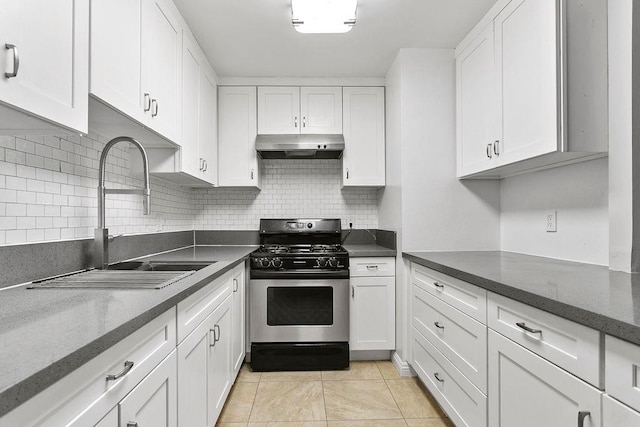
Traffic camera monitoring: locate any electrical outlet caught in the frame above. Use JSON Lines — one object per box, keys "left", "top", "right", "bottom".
{"left": 546, "top": 211, "right": 557, "bottom": 232}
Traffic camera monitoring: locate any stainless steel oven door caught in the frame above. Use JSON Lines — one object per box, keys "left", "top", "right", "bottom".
{"left": 250, "top": 278, "right": 349, "bottom": 343}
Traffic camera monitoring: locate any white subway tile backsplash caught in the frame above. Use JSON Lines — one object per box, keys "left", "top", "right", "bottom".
{"left": 0, "top": 133, "right": 379, "bottom": 245}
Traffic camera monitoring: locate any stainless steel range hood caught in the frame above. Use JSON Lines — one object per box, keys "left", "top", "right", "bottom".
{"left": 255, "top": 134, "right": 344, "bottom": 159}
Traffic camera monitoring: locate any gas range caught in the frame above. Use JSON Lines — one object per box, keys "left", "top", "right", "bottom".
{"left": 249, "top": 219, "right": 349, "bottom": 279}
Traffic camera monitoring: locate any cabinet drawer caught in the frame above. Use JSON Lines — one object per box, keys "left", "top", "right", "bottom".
{"left": 411, "top": 263, "right": 487, "bottom": 323}
{"left": 603, "top": 394, "right": 640, "bottom": 426}
{"left": 413, "top": 285, "right": 487, "bottom": 393}
{"left": 412, "top": 328, "right": 487, "bottom": 427}
{"left": 350, "top": 257, "right": 395, "bottom": 277}
{"left": 177, "top": 270, "right": 233, "bottom": 343}
{"left": 488, "top": 292, "right": 601, "bottom": 387}
{"left": 605, "top": 335, "right": 640, "bottom": 412}
{"left": 0, "top": 308, "right": 176, "bottom": 427}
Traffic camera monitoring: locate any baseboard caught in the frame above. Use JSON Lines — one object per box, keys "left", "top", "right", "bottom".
{"left": 350, "top": 350, "right": 392, "bottom": 361}
{"left": 392, "top": 351, "right": 415, "bottom": 377}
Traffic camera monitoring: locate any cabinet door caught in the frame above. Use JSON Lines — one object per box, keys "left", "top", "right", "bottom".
{"left": 488, "top": 330, "right": 601, "bottom": 427}
{"left": 90, "top": 0, "right": 145, "bottom": 124}
{"left": 177, "top": 315, "right": 211, "bottom": 427}
{"left": 119, "top": 351, "right": 177, "bottom": 427}
{"left": 231, "top": 264, "right": 246, "bottom": 375}
{"left": 342, "top": 87, "right": 385, "bottom": 187}
{"left": 257, "top": 86, "right": 300, "bottom": 134}
{"left": 603, "top": 395, "right": 640, "bottom": 427}
{"left": 199, "top": 65, "right": 217, "bottom": 185}
{"left": 494, "top": 0, "right": 559, "bottom": 165}
{"left": 180, "top": 31, "right": 202, "bottom": 179}
{"left": 456, "top": 22, "right": 496, "bottom": 177}
{"left": 300, "top": 87, "right": 342, "bottom": 134}
{"left": 218, "top": 86, "right": 259, "bottom": 187}
{"left": 351, "top": 276, "right": 395, "bottom": 350}
{"left": 0, "top": 0, "right": 88, "bottom": 133}
{"left": 142, "top": 0, "right": 182, "bottom": 143}
{"left": 207, "top": 296, "right": 233, "bottom": 426}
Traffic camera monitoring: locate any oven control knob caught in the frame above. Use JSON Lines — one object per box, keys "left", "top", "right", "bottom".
{"left": 307, "top": 222, "right": 313, "bottom": 229}
{"left": 259, "top": 258, "right": 271, "bottom": 268}
{"left": 316, "top": 257, "right": 328, "bottom": 267}
{"left": 272, "top": 257, "right": 283, "bottom": 268}
{"left": 328, "top": 257, "right": 338, "bottom": 268}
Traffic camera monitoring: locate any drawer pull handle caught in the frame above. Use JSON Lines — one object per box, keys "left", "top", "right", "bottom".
{"left": 516, "top": 322, "right": 542, "bottom": 334}
{"left": 127, "top": 423, "right": 138, "bottom": 427}
{"left": 233, "top": 278, "right": 239, "bottom": 292}
{"left": 366, "top": 265, "right": 379, "bottom": 270}
{"left": 106, "top": 361, "right": 134, "bottom": 381}
{"left": 434, "top": 282, "right": 444, "bottom": 290}
{"left": 214, "top": 324, "right": 221, "bottom": 342}
{"left": 433, "top": 372, "right": 444, "bottom": 383}
{"left": 578, "top": 411, "right": 590, "bottom": 427}
{"left": 434, "top": 321, "right": 445, "bottom": 330}
{"left": 210, "top": 328, "right": 217, "bottom": 347}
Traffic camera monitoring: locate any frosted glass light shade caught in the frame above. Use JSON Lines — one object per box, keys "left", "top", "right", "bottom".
{"left": 292, "top": 0, "right": 357, "bottom": 34}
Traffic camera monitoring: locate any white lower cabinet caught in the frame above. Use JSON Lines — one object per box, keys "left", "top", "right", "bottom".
{"left": 349, "top": 257, "right": 395, "bottom": 351}
{"left": 413, "top": 328, "right": 486, "bottom": 427}
{"left": 208, "top": 295, "right": 233, "bottom": 425}
{"left": 176, "top": 262, "right": 245, "bottom": 427}
{"left": 488, "top": 329, "right": 601, "bottom": 427}
{"left": 603, "top": 395, "right": 640, "bottom": 426}
{"left": 119, "top": 350, "right": 177, "bottom": 427}
{"left": 231, "top": 264, "right": 246, "bottom": 375}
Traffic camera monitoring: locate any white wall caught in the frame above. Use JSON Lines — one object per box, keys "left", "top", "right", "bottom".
{"left": 381, "top": 48, "right": 501, "bottom": 364}
{"left": 500, "top": 159, "right": 609, "bottom": 265}
{"left": 398, "top": 49, "right": 500, "bottom": 252}
{"left": 608, "top": 0, "right": 634, "bottom": 272}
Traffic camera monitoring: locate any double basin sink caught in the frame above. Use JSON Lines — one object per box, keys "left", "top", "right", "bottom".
{"left": 28, "top": 261, "right": 215, "bottom": 290}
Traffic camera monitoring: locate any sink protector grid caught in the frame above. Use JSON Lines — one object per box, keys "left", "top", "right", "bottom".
{"left": 27, "top": 270, "right": 197, "bottom": 290}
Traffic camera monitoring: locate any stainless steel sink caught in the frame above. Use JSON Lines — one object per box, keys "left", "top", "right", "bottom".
{"left": 107, "top": 261, "right": 215, "bottom": 272}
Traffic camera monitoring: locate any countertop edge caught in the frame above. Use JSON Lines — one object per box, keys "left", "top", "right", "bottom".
{"left": 403, "top": 252, "right": 640, "bottom": 346}
{"left": 0, "top": 253, "right": 251, "bottom": 418}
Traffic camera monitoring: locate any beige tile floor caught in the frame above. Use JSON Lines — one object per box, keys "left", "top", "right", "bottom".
{"left": 216, "top": 361, "right": 455, "bottom": 427}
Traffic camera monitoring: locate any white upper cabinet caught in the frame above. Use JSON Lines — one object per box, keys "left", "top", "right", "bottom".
{"left": 258, "top": 86, "right": 342, "bottom": 134}
{"left": 456, "top": 0, "right": 608, "bottom": 178}
{"left": 141, "top": 0, "right": 181, "bottom": 142}
{"left": 342, "top": 87, "right": 385, "bottom": 187}
{"left": 456, "top": 22, "right": 496, "bottom": 177}
{"left": 300, "top": 87, "right": 343, "bottom": 134}
{"left": 218, "top": 86, "right": 260, "bottom": 188}
{"left": 0, "top": 0, "right": 88, "bottom": 134}
{"left": 90, "top": 0, "right": 182, "bottom": 145}
{"left": 146, "top": 29, "right": 217, "bottom": 186}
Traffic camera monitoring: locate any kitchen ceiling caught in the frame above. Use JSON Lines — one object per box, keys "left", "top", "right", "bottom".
{"left": 172, "top": 0, "right": 497, "bottom": 78}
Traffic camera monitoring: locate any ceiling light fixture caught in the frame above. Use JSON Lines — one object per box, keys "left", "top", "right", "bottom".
{"left": 292, "top": 0, "right": 357, "bottom": 34}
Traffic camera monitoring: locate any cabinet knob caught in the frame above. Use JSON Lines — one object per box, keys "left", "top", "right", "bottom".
{"left": 434, "top": 282, "right": 444, "bottom": 290}
{"left": 233, "top": 278, "right": 238, "bottom": 292}
{"left": 4, "top": 43, "right": 19, "bottom": 78}
{"left": 434, "top": 321, "right": 445, "bottom": 330}
{"left": 346, "top": 169, "right": 349, "bottom": 179}
{"left": 303, "top": 116, "right": 306, "bottom": 127}
{"left": 486, "top": 143, "right": 493, "bottom": 159}
{"left": 351, "top": 285, "right": 355, "bottom": 298}
{"left": 493, "top": 140, "right": 500, "bottom": 156}
{"left": 127, "top": 422, "right": 138, "bottom": 427}
{"left": 433, "top": 372, "right": 445, "bottom": 383}
{"left": 294, "top": 116, "right": 298, "bottom": 127}
{"left": 151, "top": 99, "right": 159, "bottom": 117}
{"left": 251, "top": 169, "right": 254, "bottom": 180}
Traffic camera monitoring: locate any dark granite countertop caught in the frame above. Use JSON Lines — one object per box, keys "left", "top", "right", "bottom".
{"left": 0, "top": 245, "right": 257, "bottom": 418}
{"left": 404, "top": 251, "right": 640, "bottom": 346}
{"left": 344, "top": 244, "right": 397, "bottom": 257}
